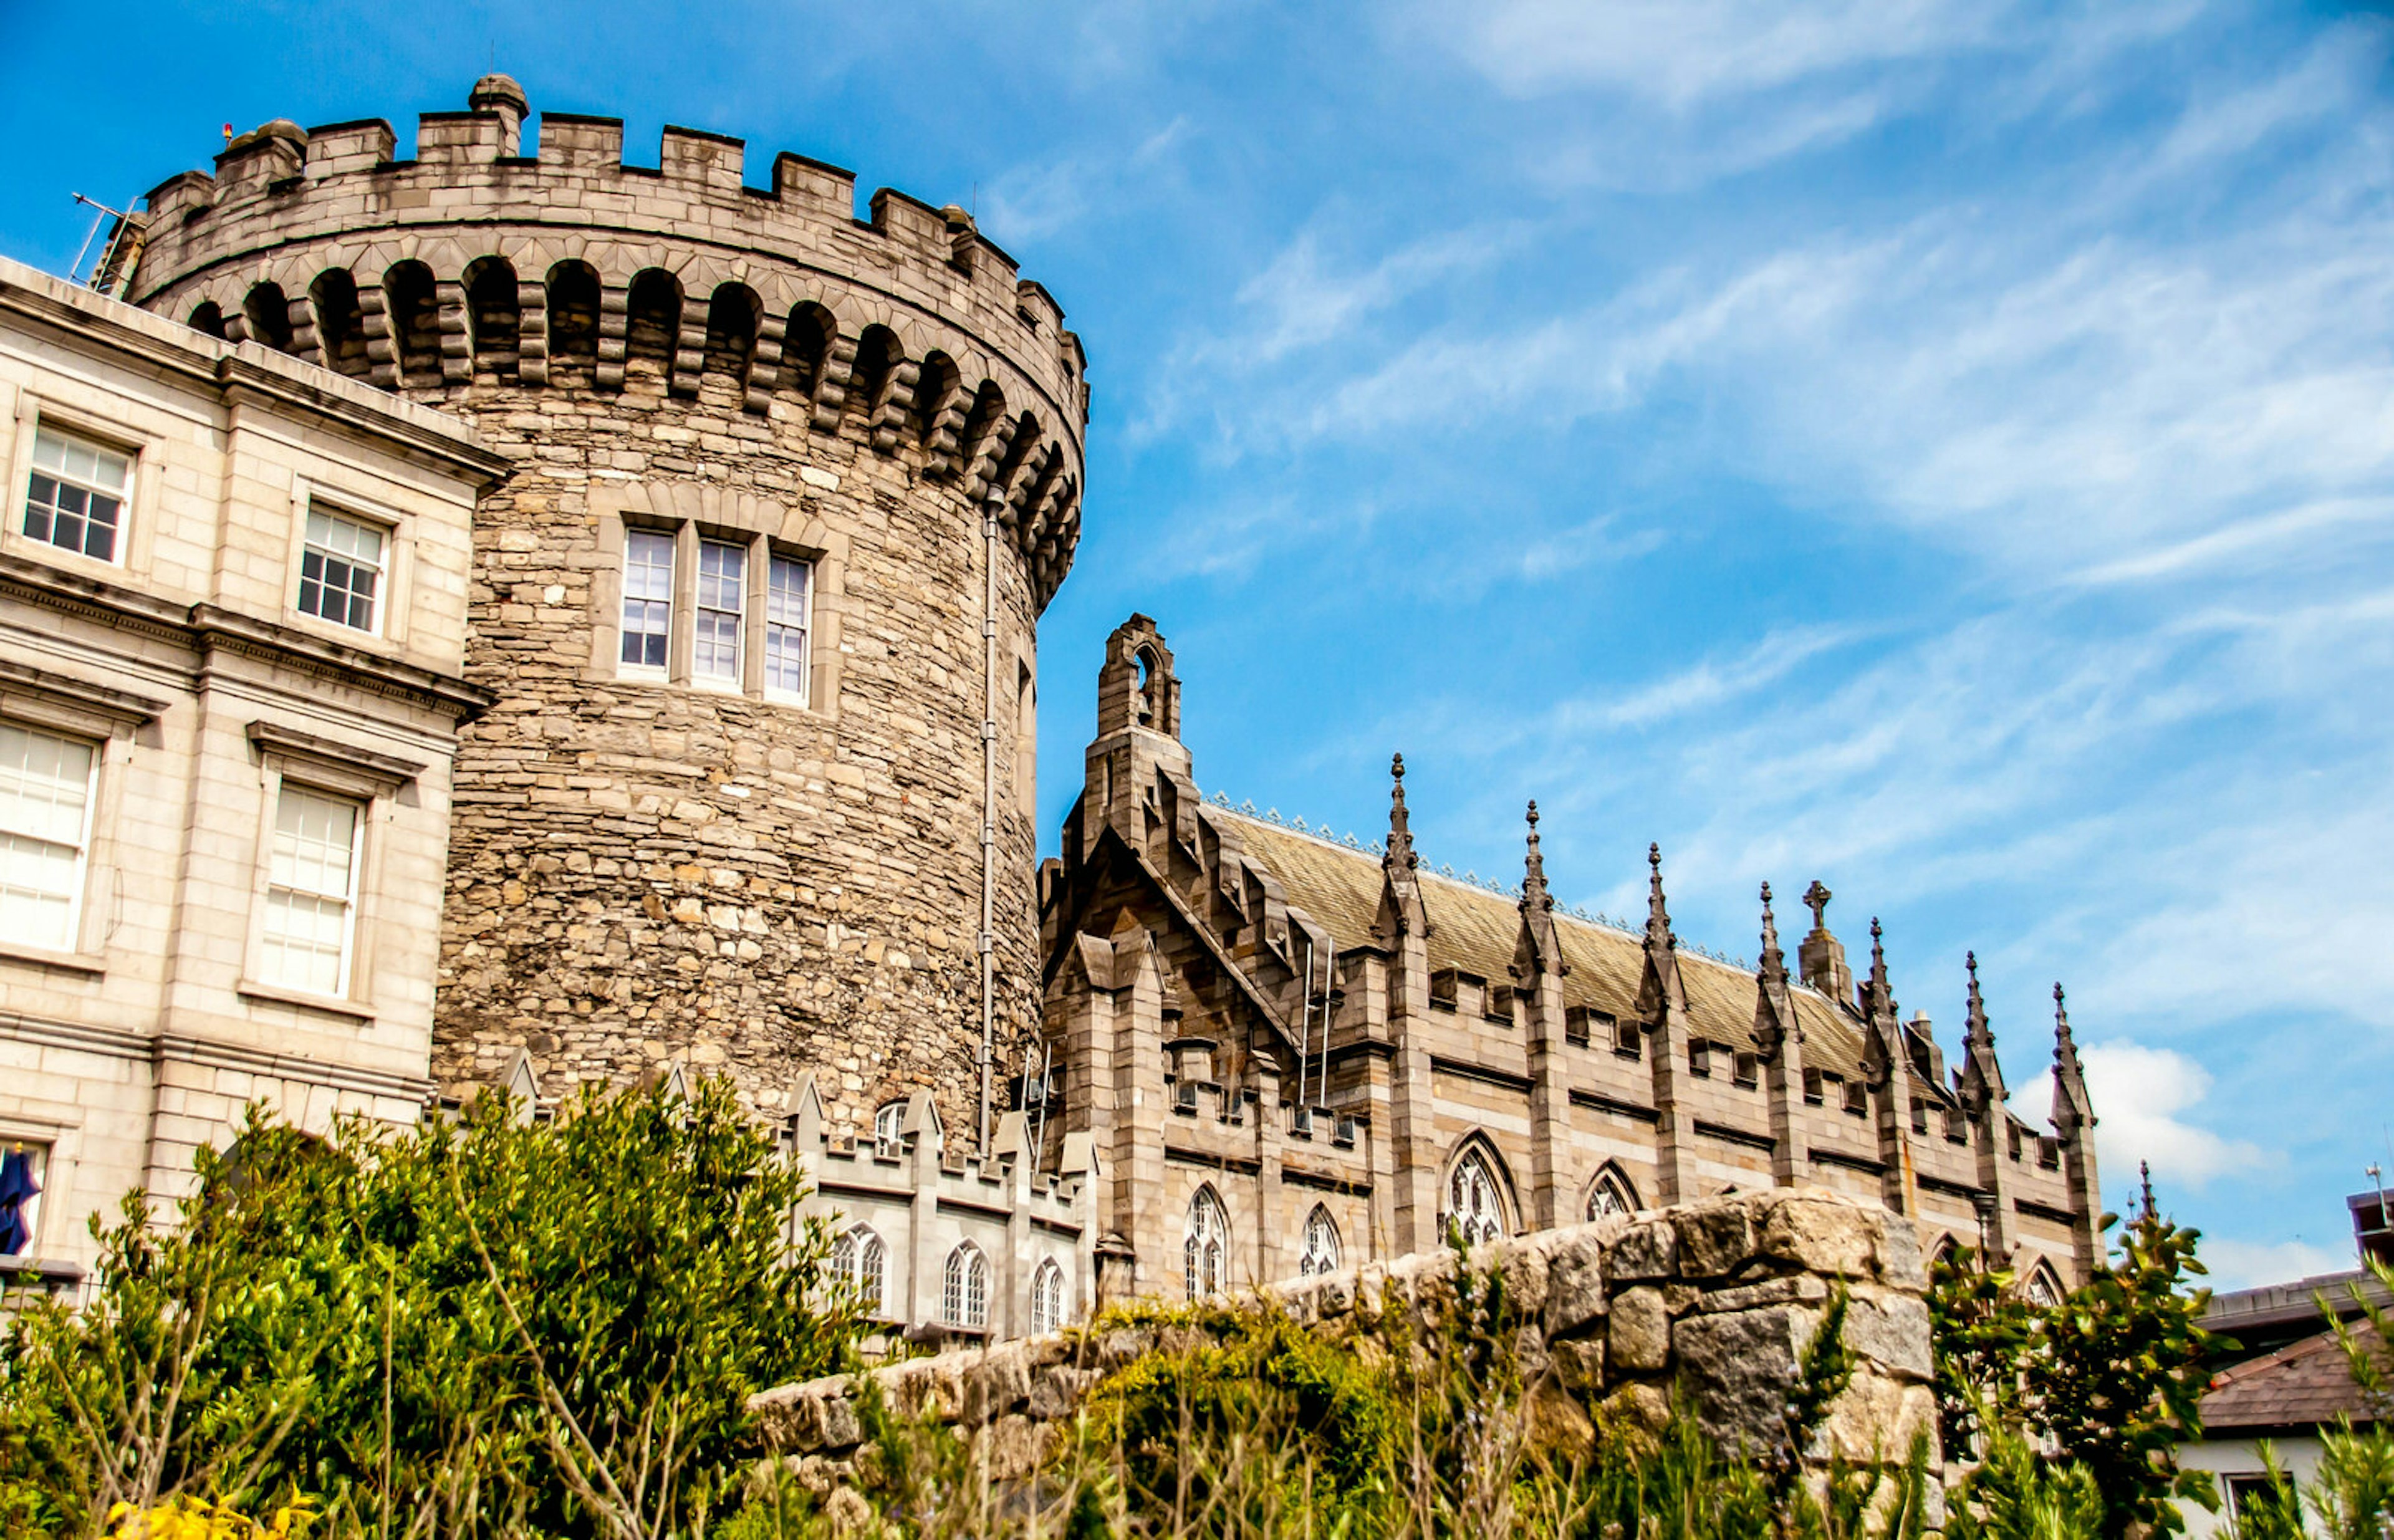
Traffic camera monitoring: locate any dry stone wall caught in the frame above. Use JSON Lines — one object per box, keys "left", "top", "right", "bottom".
{"left": 750, "top": 1188, "right": 1940, "bottom": 1482}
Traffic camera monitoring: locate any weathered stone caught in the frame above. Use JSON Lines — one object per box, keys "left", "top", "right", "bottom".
{"left": 1610, "top": 1285, "right": 1672, "bottom": 1374}
{"left": 1837, "top": 1292, "right": 1933, "bottom": 1383}
{"left": 1526, "top": 1380, "right": 1597, "bottom": 1461}
{"left": 1671, "top": 1303, "right": 1822, "bottom": 1455}
{"left": 1756, "top": 1193, "right": 1880, "bottom": 1280}
{"left": 1612, "top": 1218, "right": 1680, "bottom": 1282}
{"left": 1551, "top": 1337, "right": 1607, "bottom": 1395}
{"left": 1677, "top": 1200, "right": 1757, "bottom": 1278}
{"left": 1815, "top": 1370, "right": 1941, "bottom": 1467}
{"left": 1691, "top": 1273, "right": 1829, "bottom": 1316}
{"left": 1545, "top": 1228, "right": 1608, "bottom": 1339}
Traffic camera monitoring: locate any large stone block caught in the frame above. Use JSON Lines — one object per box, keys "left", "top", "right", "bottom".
{"left": 1671, "top": 1303, "right": 1821, "bottom": 1455}
{"left": 1545, "top": 1228, "right": 1608, "bottom": 1339}
{"left": 1609, "top": 1286, "right": 1671, "bottom": 1374}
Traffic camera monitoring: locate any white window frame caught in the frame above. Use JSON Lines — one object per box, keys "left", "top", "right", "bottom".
{"left": 692, "top": 537, "right": 746, "bottom": 689}
{"left": 294, "top": 503, "right": 390, "bottom": 636}
{"left": 258, "top": 780, "right": 366, "bottom": 999}
{"left": 831, "top": 1225, "right": 888, "bottom": 1317}
{"left": 1298, "top": 1206, "right": 1341, "bottom": 1278}
{"left": 1184, "top": 1186, "right": 1229, "bottom": 1300}
{"left": 1029, "top": 1257, "right": 1065, "bottom": 1335}
{"left": 619, "top": 527, "right": 675, "bottom": 676}
{"left": 943, "top": 1241, "right": 988, "bottom": 1328}
{"left": 0, "top": 719, "right": 99, "bottom": 959}
{"left": 1443, "top": 1147, "right": 1507, "bottom": 1248}
{"left": 872, "top": 1101, "right": 907, "bottom": 1157}
{"left": 764, "top": 550, "right": 813, "bottom": 706}
{"left": 603, "top": 517, "right": 819, "bottom": 708}
{"left": 20, "top": 423, "right": 133, "bottom": 567}
{"left": 238, "top": 721, "right": 423, "bottom": 1020}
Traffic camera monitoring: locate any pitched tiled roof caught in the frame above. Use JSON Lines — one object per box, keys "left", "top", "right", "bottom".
{"left": 1213, "top": 811, "right": 1872, "bottom": 1078}
{"left": 2202, "top": 1325, "right": 2380, "bottom": 1432}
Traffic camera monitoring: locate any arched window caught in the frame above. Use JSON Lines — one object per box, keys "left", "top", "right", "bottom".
{"left": 848, "top": 325, "right": 899, "bottom": 430}
{"left": 1443, "top": 1145, "right": 1507, "bottom": 1248}
{"left": 1184, "top": 1186, "right": 1229, "bottom": 1299}
{"left": 1029, "top": 1257, "right": 1066, "bottom": 1335}
{"left": 913, "top": 350, "right": 960, "bottom": 452}
{"left": 2020, "top": 1261, "right": 2064, "bottom": 1308}
{"left": 782, "top": 302, "right": 834, "bottom": 402}
{"left": 943, "top": 1241, "right": 988, "bottom": 1327}
{"left": 829, "top": 1225, "right": 887, "bottom": 1317}
{"left": 873, "top": 1100, "right": 906, "bottom": 1157}
{"left": 1586, "top": 1162, "right": 1638, "bottom": 1221}
{"left": 1299, "top": 1205, "right": 1341, "bottom": 1276}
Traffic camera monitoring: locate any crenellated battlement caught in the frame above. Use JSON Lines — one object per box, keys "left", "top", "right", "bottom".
{"left": 121, "top": 77, "right": 1088, "bottom": 613}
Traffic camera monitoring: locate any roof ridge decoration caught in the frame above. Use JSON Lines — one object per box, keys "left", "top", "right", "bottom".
{"left": 1959, "top": 949, "right": 2006, "bottom": 1115}
{"left": 2049, "top": 981, "right": 2095, "bottom": 1139}
{"left": 1752, "top": 880, "right": 1802, "bottom": 1060}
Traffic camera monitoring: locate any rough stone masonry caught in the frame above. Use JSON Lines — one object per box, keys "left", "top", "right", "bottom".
{"left": 749, "top": 1188, "right": 1941, "bottom": 1485}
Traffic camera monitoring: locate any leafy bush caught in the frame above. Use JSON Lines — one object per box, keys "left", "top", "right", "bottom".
{"left": 0, "top": 1079, "right": 855, "bottom": 1538}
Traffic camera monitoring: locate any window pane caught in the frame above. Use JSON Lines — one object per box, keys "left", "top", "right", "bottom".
{"left": 23, "top": 425, "right": 127, "bottom": 564}
{"left": 695, "top": 541, "right": 744, "bottom": 681}
{"left": 621, "top": 531, "right": 675, "bottom": 669}
{"left": 0, "top": 723, "right": 92, "bottom": 955}
{"left": 262, "top": 786, "right": 360, "bottom": 994}
{"left": 766, "top": 554, "right": 811, "bottom": 698}
{"left": 295, "top": 509, "right": 385, "bottom": 633}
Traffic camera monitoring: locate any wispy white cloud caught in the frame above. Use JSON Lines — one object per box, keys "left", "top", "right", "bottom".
{"left": 1579, "top": 625, "right": 1865, "bottom": 731}
{"left": 2016, "top": 1041, "right": 2271, "bottom": 1192}
{"left": 981, "top": 116, "right": 1193, "bottom": 244}
{"left": 2203, "top": 1236, "right": 2354, "bottom": 1292}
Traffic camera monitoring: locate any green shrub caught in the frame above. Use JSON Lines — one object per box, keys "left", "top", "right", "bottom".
{"left": 0, "top": 1079, "right": 855, "bottom": 1539}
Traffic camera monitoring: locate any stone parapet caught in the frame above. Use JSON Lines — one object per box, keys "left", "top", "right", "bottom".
{"left": 750, "top": 1188, "right": 1939, "bottom": 1480}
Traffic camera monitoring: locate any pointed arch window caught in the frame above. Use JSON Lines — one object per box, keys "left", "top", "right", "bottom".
{"left": 1030, "top": 1257, "right": 1067, "bottom": 1335}
{"left": 1586, "top": 1163, "right": 1638, "bottom": 1221}
{"left": 1298, "top": 1206, "right": 1342, "bottom": 1276}
{"left": 2020, "top": 1261, "right": 2064, "bottom": 1308}
{"left": 1443, "top": 1146, "right": 1507, "bottom": 1247}
{"left": 1184, "top": 1186, "right": 1230, "bottom": 1299}
{"left": 830, "top": 1225, "right": 887, "bottom": 1317}
{"left": 943, "top": 1241, "right": 988, "bottom": 1328}
{"left": 873, "top": 1101, "right": 906, "bottom": 1157}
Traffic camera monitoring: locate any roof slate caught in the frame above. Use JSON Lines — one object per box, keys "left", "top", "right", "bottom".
{"left": 1216, "top": 812, "right": 1872, "bottom": 1078}
{"left": 2202, "top": 1325, "right": 2381, "bottom": 1432}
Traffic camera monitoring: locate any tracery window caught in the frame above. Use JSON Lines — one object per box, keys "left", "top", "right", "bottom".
{"left": 830, "top": 1226, "right": 887, "bottom": 1317}
{"left": 2021, "top": 1261, "right": 2064, "bottom": 1307}
{"left": 1586, "top": 1163, "right": 1638, "bottom": 1221}
{"left": 1030, "top": 1258, "right": 1066, "bottom": 1335}
{"left": 943, "top": 1241, "right": 988, "bottom": 1328}
{"left": 1184, "top": 1186, "right": 1229, "bottom": 1299}
{"left": 873, "top": 1101, "right": 906, "bottom": 1157}
{"left": 1298, "top": 1205, "right": 1341, "bottom": 1276}
{"left": 1443, "top": 1147, "right": 1507, "bottom": 1248}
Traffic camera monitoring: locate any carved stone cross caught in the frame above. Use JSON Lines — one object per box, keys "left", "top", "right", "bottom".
{"left": 1802, "top": 880, "right": 1832, "bottom": 932}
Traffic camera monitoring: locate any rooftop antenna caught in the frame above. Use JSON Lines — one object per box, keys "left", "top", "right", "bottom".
{"left": 66, "top": 193, "right": 135, "bottom": 292}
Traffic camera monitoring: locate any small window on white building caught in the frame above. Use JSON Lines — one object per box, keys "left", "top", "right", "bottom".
{"left": 24, "top": 426, "right": 131, "bottom": 563}
{"left": 873, "top": 1101, "right": 907, "bottom": 1157}
{"left": 0, "top": 722, "right": 96, "bottom": 953}
{"left": 1299, "top": 1206, "right": 1341, "bottom": 1277}
{"left": 693, "top": 539, "right": 746, "bottom": 683}
{"left": 296, "top": 507, "right": 386, "bottom": 633}
{"left": 832, "top": 1226, "right": 887, "bottom": 1317}
{"left": 621, "top": 530, "right": 675, "bottom": 670}
{"left": 1030, "top": 1257, "right": 1065, "bottom": 1334}
{"left": 943, "top": 1241, "right": 988, "bottom": 1328}
{"left": 764, "top": 552, "right": 811, "bottom": 701}
{"left": 1184, "top": 1186, "right": 1229, "bottom": 1299}
{"left": 0, "top": 1141, "right": 45, "bottom": 1256}
{"left": 260, "top": 784, "right": 363, "bottom": 995}
{"left": 1443, "top": 1147, "right": 1507, "bottom": 1248}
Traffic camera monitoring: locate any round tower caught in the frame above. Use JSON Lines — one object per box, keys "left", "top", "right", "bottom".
{"left": 122, "top": 77, "right": 1086, "bottom": 1139}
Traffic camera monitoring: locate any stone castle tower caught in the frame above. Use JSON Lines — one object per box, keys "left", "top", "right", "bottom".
{"left": 117, "top": 77, "right": 1087, "bottom": 1141}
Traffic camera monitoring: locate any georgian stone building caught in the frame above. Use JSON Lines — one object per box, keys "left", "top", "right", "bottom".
{"left": 0, "top": 76, "right": 2100, "bottom": 1332}
{"left": 0, "top": 254, "right": 499, "bottom": 1287}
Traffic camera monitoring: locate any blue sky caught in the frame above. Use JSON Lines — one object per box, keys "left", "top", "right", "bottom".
{"left": 4, "top": 0, "right": 2388, "bottom": 1285}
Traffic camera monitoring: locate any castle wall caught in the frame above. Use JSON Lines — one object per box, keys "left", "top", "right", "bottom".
{"left": 120, "top": 82, "right": 1090, "bottom": 1140}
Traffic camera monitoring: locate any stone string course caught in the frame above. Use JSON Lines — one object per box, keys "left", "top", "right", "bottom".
{"left": 749, "top": 1188, "right": 1940, "bottom": 1484}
